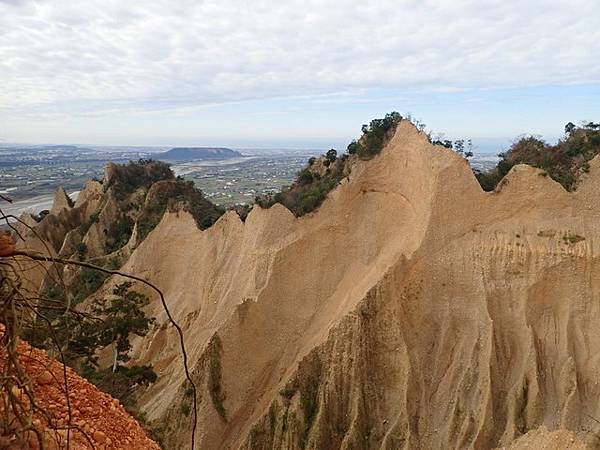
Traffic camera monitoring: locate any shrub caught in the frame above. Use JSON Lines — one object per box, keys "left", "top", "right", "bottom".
{"left": 256, "top": 156, "right": 347, "bottom": 217}
{"left": 76, "top": 242, "right": 88, "bottom": 259}
{"left": 298, "top": 168, "right": 314, "bottom": 185}
{"left": 72, "top": 267, "right": 109, "bottom": 302}
{"left": 85, "top": 365, "right": 158, "bottom": 412}
{"left": 108, "top": 159, "right": 175, "bottom": 200}
{"left": 563, "top": 233, "right": 585, "bottom": 244}
{"left": 325, "top": 149, "right": 337, "bottom": 163}
{"left": 181, "top": 404, "right": 191, "bottom": 417}
{"left": 136, "top": 179, "right": 224, "bottom": 242}
{"left": 205, "top": 335, "right": 226, "bottom": 420}
{"left": 33, "top": 210, "right": 50, "bottom": 222}
{"left": 347, "top": 112, "right": 402, "bottom": 159}
{"left": 255, "top": 112, "right": 401, "bottom": 216}
{"left": 475, "top": 122, "right": 600, "bottom": 192}
{"left": 79, "top": 212, "right": 100, "bottom": 234}
{"left": 106, "top": 215, "right": 134, "bottom": 253}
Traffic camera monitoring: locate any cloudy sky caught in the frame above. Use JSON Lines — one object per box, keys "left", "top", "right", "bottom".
{"left": 1, "top": 0, "right": 599, "bottom": 150}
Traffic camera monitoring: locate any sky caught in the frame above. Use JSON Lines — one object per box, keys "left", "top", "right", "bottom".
{"left": 1, "top": 0, "right": 599, "bottom": 152}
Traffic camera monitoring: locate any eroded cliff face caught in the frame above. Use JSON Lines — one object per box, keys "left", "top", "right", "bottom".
{"left": 23, "top": 121, "right": 600, "bottom": 449}
{"left": 107, "top": 122, "right": 600, "bottom": 449}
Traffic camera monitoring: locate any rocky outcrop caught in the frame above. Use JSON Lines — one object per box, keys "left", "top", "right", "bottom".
{"left": 50, "top": 186, "right": 74, "bottom": 215}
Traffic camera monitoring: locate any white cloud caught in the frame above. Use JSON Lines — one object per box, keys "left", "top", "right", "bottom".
{"left": 1, "top": 0, "right": 599, "bottom": 116}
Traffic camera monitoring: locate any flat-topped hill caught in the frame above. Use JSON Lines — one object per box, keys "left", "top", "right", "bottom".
{"left": 159, "top": 147, "right": 242, "bottom": 161}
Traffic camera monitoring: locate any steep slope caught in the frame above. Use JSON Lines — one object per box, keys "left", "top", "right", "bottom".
{"left": 0, "top": 333, "right": 160, "bottom": 449}
{"left": 102, "top": 121, "right": 600, "bottom": 449}
{"left": 20, "top": 120, "right": 600, "bottom": 449}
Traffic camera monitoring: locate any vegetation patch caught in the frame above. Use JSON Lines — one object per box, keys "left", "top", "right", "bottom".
{"left": 563, "top": 233, "right": 585, "bottom": 245}
{"left": 72, "top": 267, "right": 109, "bottom": 302}
{"left": 295, "top": 351, "right": 323, "bottom": 443}
{"left": 75, "top": 242, "right": 88, "bottom": 259}
{"left": 475, "top": 122, "right": 600, "bottom": 192}
{"left": 255, "top": 112, "right": 404, "bottom": 216}
{"left": 33, "top": 209, "right": 50, "bottom": 222}
{"left": 84, "top": 364, "right": 157, "bottom": 408}
{"left": 106, "top": 215, "right": 134, "bottom": 253}
{"left": 347, "top": 111, "right": 403, "bottom": 159}
{"left": 537, "top": 230, "right": 556, "bottom": 238}
{"left": 107, "top": 159, "right": 174, "bottom": 200}
{"left": 23, "top": 280, "right": 157, "bottom": 425}
{"left": 79, "top": 211, "right": 99, "bottom": 234}
{"left": 256, "top": 153, "right": 348, "bottom": 216}
{"left": 279, "top": 385, "right": 297, "bottom": 400}
{"left": 515, "top": 380, "right": 529, "bottom": 435}
{"left": 205, "top": 334, "right": 227, "bottom": 420}
{"left": 136, "top": 179, "right": 224, "bottom": 241}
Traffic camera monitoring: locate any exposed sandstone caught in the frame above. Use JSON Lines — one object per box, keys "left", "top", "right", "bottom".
{"left": 50, "top": 186, "right": 73, "bottom": 216}
{"left": 119, "top": 121, "right": 600, "bottom": 449}
{"left": 16, "top": 121, "right": 600, "bottom": 449}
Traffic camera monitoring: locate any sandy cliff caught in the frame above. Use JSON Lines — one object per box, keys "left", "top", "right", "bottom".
{"left": 21, "top": 121, "right": 600, "bottom": 449}
{"left": 100, "top": 121, "right": 600, "bottom": 449}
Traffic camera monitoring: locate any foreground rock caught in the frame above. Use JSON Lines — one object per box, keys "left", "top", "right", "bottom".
{"left": 0, "top": 335, "right": 160, "bottom": 449}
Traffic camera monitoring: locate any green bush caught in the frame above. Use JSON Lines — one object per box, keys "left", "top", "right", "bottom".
{"left": 475, "top": 122, "right": 600, "bottom": 192}
{"left": 256, "top": 156, "right": 347, "bottom": 217}
{"left": 563, "top": 233, "right": 585, "bottom": 244}
{"left": 84, "top": 365, "right": 158, "bottom": 412}
{"left": 72, "top": 267, "right": 109, "bottom": 302}
{"left": 136, "top": 179, "right": 224, "bottom": 241}
{"left": 180, "top": 404, "right": 191, "bottom": 417}
{"left": 206, "top": 335, "right": 226, "bottom": 420}
{"left": 254, "top": 112, "right": 401, "bottom": 216}
{"left": 106, "top": 215, "right": 134, "bottom": 253}
{"left": 79, "top": 211, "right": 100, "bottom": 234}
{"left": 108, "top": 159, "right": 175, "bottom": 200}
{"left": 75, "top": 242, "right": 88, "bottom": 259}
{"left": 33, "top": 210, "right": 50, "bottom": 222}
{"left": 347, "top": 112, "right": 402, "bottom": 159}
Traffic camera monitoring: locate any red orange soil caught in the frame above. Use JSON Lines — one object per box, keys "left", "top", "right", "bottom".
{"left": 1, "top": 336, "right": 160, "bottom": 449}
